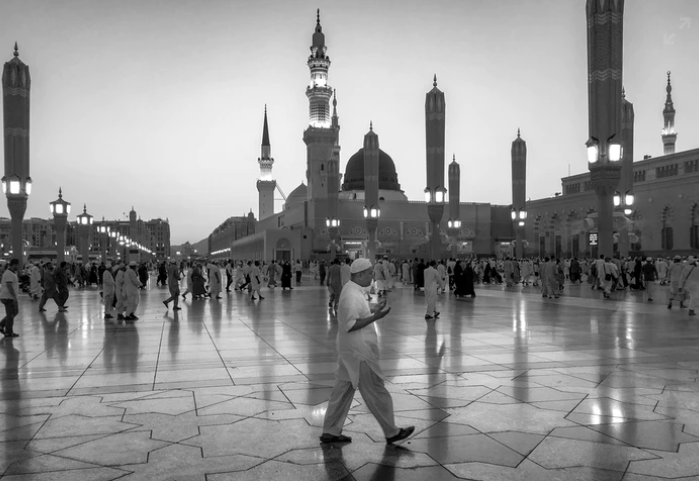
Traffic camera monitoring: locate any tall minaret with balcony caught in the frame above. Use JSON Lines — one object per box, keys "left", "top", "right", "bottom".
{"left": 257, "top": 106, "right": 276, "bottom": 220}
{"left": 303, "top": 10, "right": 338, "bottom": 201}
{"left": 662, "top": 71, "right": 676, "bottom": 155}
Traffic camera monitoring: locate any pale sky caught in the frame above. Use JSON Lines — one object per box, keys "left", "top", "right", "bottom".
{"left": 1, "top": 0, "right": 698, "bottom": 245}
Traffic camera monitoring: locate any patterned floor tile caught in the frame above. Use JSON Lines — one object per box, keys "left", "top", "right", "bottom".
{"left": 589, "top": 420, "right": 699, "bottom": 452}
{"left": 445, "top": 401, "right": 578, "bottom": 434}
{"left": 408, "top": 433, "right": 524, "bottom": 466}
{"left": 445, "top": 459, "right": 624, "bottom": 480}
{"left": 52, "top": 431, "right": 170, "bottom": 465}
{"left": 627, "top": 443, "right": 699, "bottom": 478}
{"left": 529, "top": 436, "right": 658, "bottom": 471}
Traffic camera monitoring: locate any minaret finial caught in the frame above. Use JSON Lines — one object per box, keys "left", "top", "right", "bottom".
{"left": 622, "top": 86, "right": 625, "bottom": 99}
{"left": 370, "top": 121, "right": 373, "bottom": 131}
{"left": 666, "top": 70, "right": 672, "bottom": 94}
{"left": 517, "top": 128, "right": 521, "bottom": 138}
{"left": 13, "top": 42, "right": 18, "bottom": 57}
{"left": 433, "top": 74, "right": 437, "bottom": 88}
{"left": 58, "top": 187, "right": 62, "bottom": 198}
{"left": 333, "top": 89, "right": 337, "bottom": 108}
{"left": 453, "top": 154, "right": 456, "bottom": 162}
{"left": 317, "top": 8, "right": 320, "bottom": 25}
{"left": 83, "top": 204, "right": 87, "bottom": 213}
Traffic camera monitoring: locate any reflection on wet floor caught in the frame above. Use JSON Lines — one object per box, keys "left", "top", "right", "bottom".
{"left": 1, "top": 280, "right": 699, "bottom": 480}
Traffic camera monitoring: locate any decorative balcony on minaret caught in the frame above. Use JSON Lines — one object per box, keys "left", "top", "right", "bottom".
{"left": 425, "top": 75, "right": 446, "bottom": 261}
{"left": 662, "top": 71, "right": 676, "bottom": 155}
{"left": 257, "top": 106, "right": 276, "bottom": 220}
{"left": 303, "top": 9, "right": 339, "bottom": 201}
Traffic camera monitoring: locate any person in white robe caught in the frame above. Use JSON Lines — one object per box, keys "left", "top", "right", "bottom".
{"left": 320, "top": 258, "right": 414, "bottom": 445}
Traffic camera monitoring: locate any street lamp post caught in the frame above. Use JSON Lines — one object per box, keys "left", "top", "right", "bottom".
{"left": 363, "top": 205, "right": 380, "bottom": 261}
{"left": 586, "top": 0, "right": 625, "bottom": 259}
{"left": 97, "top": 217, "right": 109, "bottom": 263}
{"left": 49, "top": 188, "right": 71, "bottom": 263}
{"left": 425, "top": 186, "right": 446, "bottom": 261}
{"left": 425, "top": 75, "right": 446, "bottom": 262}
{"left": 510, "top": 207, "right": 528, "bottom": 258}
{"left": 448, "top": 155, "right": 461, "bottom": 259}
{"left": 326, "top": 217, "right": 341, "bottom": 260}
{"left": 76, "top": 204, "right": 93, "bottom": 265}
{"left": 2, "top": 43, "right": 32, "bottom": 268}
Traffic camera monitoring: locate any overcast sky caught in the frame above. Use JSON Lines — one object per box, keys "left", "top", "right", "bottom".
{"left": 1, "top": 0, "right": 697, "bottom": 245}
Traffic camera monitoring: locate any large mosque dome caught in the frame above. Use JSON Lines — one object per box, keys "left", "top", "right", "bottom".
{"left": 341, "top": 148, "right": 402, "bottom": 192}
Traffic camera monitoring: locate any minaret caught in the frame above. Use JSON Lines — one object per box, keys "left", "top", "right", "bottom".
{"left": 619, "top": 87, "right": 635, "bottom": 257}
{"left": 425, "top": 75, "right": 446, "bottom": 261}
{"left": 511, "top": 129, "right": 527, "bottom": 259}
{"left": 662, "top": 71, "right": 676, "bottom": 155}
{"left": 364, "top": 123, "right": 379, "bottom": 261}
{"left": 257, "top": 105, "right": 276, "bottom": 220}
{"left": 326, "top": 91, "right": 341, "bottom": 257}
{"left": 448, "top": 155, "right": 460, "bottom": 258}
{"left": 3, "top": 43, "right": 31, "bottom": 268}
{"left": 303, "top": 10, "right": 337, "bottom": 201}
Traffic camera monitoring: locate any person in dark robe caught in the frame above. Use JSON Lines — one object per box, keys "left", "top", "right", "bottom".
{"left": 416, "top": 259, "right": 426, "bottom": 290}
{"left": 138, "top": 263, "right": 149, "bottom": 289}
{"left": 158, "top": 262, "right": 168, "bottom": 286}
{"left": 570, "top": 258, "right": 581, "bottom": 283}
{"left": 281, "top": 261, "right": 293, "bottom": 290}
{"left": 453, "top": 260, "right": 465, "bottom": 297}
{"left": 412, "top": 258, "right": 420, "bottom": 291}
{"left": 632, "top": 258, "right": 644, "bottom": 290}
{"left": 192, "top": 264, "right": 208, "bottom": 299}
{"left": 463, "top": 261, "right": 476, "bottom": 297}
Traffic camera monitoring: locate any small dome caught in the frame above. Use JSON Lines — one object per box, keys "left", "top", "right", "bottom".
{"left": 285, "top": 183, "right": 307, "bottom": 206}
{"left": 342, "top": 148, "right": 402, "bottom": 192}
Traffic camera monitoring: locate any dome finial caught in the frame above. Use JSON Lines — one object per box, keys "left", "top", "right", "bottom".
{"left": 433, "top": 74, "right": 437, "bottom": 88}
{"left": 666, "top": 70, "right": 672, "bottom": 94}
{"left": 58, "top": 187, "right": 63, "bottom": 199}
{"left": 453, "top": 153, "right": 456, "bottom": 162}
{"left": 13, "top": 42, "right": 18, "bottom": 57}
{"left": 317, "top": 8, "right": 320, "bottom": 26}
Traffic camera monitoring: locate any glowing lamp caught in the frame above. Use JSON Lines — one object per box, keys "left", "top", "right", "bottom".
{"left": 424, "top": 188, "right": 431, "bottom": 203}
{"left": 624, "top": 208, "right": 632, "bottom": 216}
{"left": 454, "top": 220, "right": 461, "bottom": 228}
{"left": 518, "top": 221, "right": 525, "bottom": 227}
{"left": 50, "top": 188, "right": 71, "bottom": 217}
{"left": 609, "top": 143, "right": 623, "bottom": 162}
{"left": 25, "top": 177, "right": 32, "bottom": 196}
{"left": 510, "top": 209, "right": 517, "bottom": 221}
{"left": 625, "top": 193, "right": 634, "bottom": 206}
{"left": 9, "top": 178, "right": 20, "bottom": 194}
{"left": 519, "top": 210, "right": 527, "bottom": 220}
{"left": 613, "top": 192, "right": 621, "bottom": 207}
{"left": 435, "top": 187, "right": 446, "bottom": 203}
{"left": 587, "top": 143, "right": 599, "bottom": 164}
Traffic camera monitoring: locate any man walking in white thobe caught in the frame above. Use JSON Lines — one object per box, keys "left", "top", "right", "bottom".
{"left": 320, "top": 258, "right": 415, "bottom": 445}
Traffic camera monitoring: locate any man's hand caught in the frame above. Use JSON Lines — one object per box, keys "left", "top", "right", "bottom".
{"left": 374, "top": 304, "right": 391, "bottom": 320}
{"left": 370, "top": 299, "right": 387, "bottom": 314}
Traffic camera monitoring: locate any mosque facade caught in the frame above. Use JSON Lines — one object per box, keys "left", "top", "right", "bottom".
{"left": 209, "top": 13, "right": 699, "bottom": 262}
{"left": 210, "top": 13, "right": 515, "bottom": 262}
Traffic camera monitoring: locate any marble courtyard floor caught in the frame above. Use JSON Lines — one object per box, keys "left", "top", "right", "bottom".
{"left": 2, "top": 279, "right": 699, "bottom": 480}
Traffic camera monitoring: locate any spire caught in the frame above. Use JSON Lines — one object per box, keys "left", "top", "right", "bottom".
{"left": 316, "top": 8, "right": 321, "bottom": 31}
{"left": 662, "top": 70, "right": 677, "bottom": 154}
{"left": 517, "top": 128, "right": 521, "bottom": 138}
{"left": 261, "top": 105, "right": 270, "bottom": 147}
{"left": 332, "top": 90, "right": 337, "bottom": 115}
{"left": 433, "top": 74, "right": 437, "bottom": 88}
{"left": 13, "top": 42, "right": 18, "bottom": 58}
{"left": 665, "top": 71, "right": 673, "bottom": 105}
{"left": 369, "top": 121, "right": 373, "bottom": 131}
{"left": 58, "top": 187, "right": 63, "bottom": 198}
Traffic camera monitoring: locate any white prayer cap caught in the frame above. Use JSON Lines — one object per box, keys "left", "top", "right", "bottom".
{"left": 350, "top": 258, "right": 373, "bottom": 274}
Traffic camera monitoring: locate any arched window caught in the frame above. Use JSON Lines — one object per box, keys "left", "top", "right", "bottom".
{"left": 691, "top": 204, "right": 699, "bottom": 249}
{"left": 661, "top": 207, "right": 673, "bottom": 251}
{"left": 320, "top": 164, "right": 324, "bottom": 171}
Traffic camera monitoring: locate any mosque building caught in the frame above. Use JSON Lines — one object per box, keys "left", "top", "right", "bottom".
{"left": 209, "top": 12, "right": 515, "bottom": 262}
{"left": 209, "top": 12, "right": 699, "bottom": 262}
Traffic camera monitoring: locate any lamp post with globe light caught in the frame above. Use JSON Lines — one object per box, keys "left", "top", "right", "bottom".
{"left": 3, "top": 43, "right": 32, "bottom": 268}
{"left": 97, "top": 217, "right": 110, "bottom": 263}
{"left": 76, "top": 205, "right": 93, "bottom": 265}
{"left": 49, "top": 189, "right": 71, "bottom": 263}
